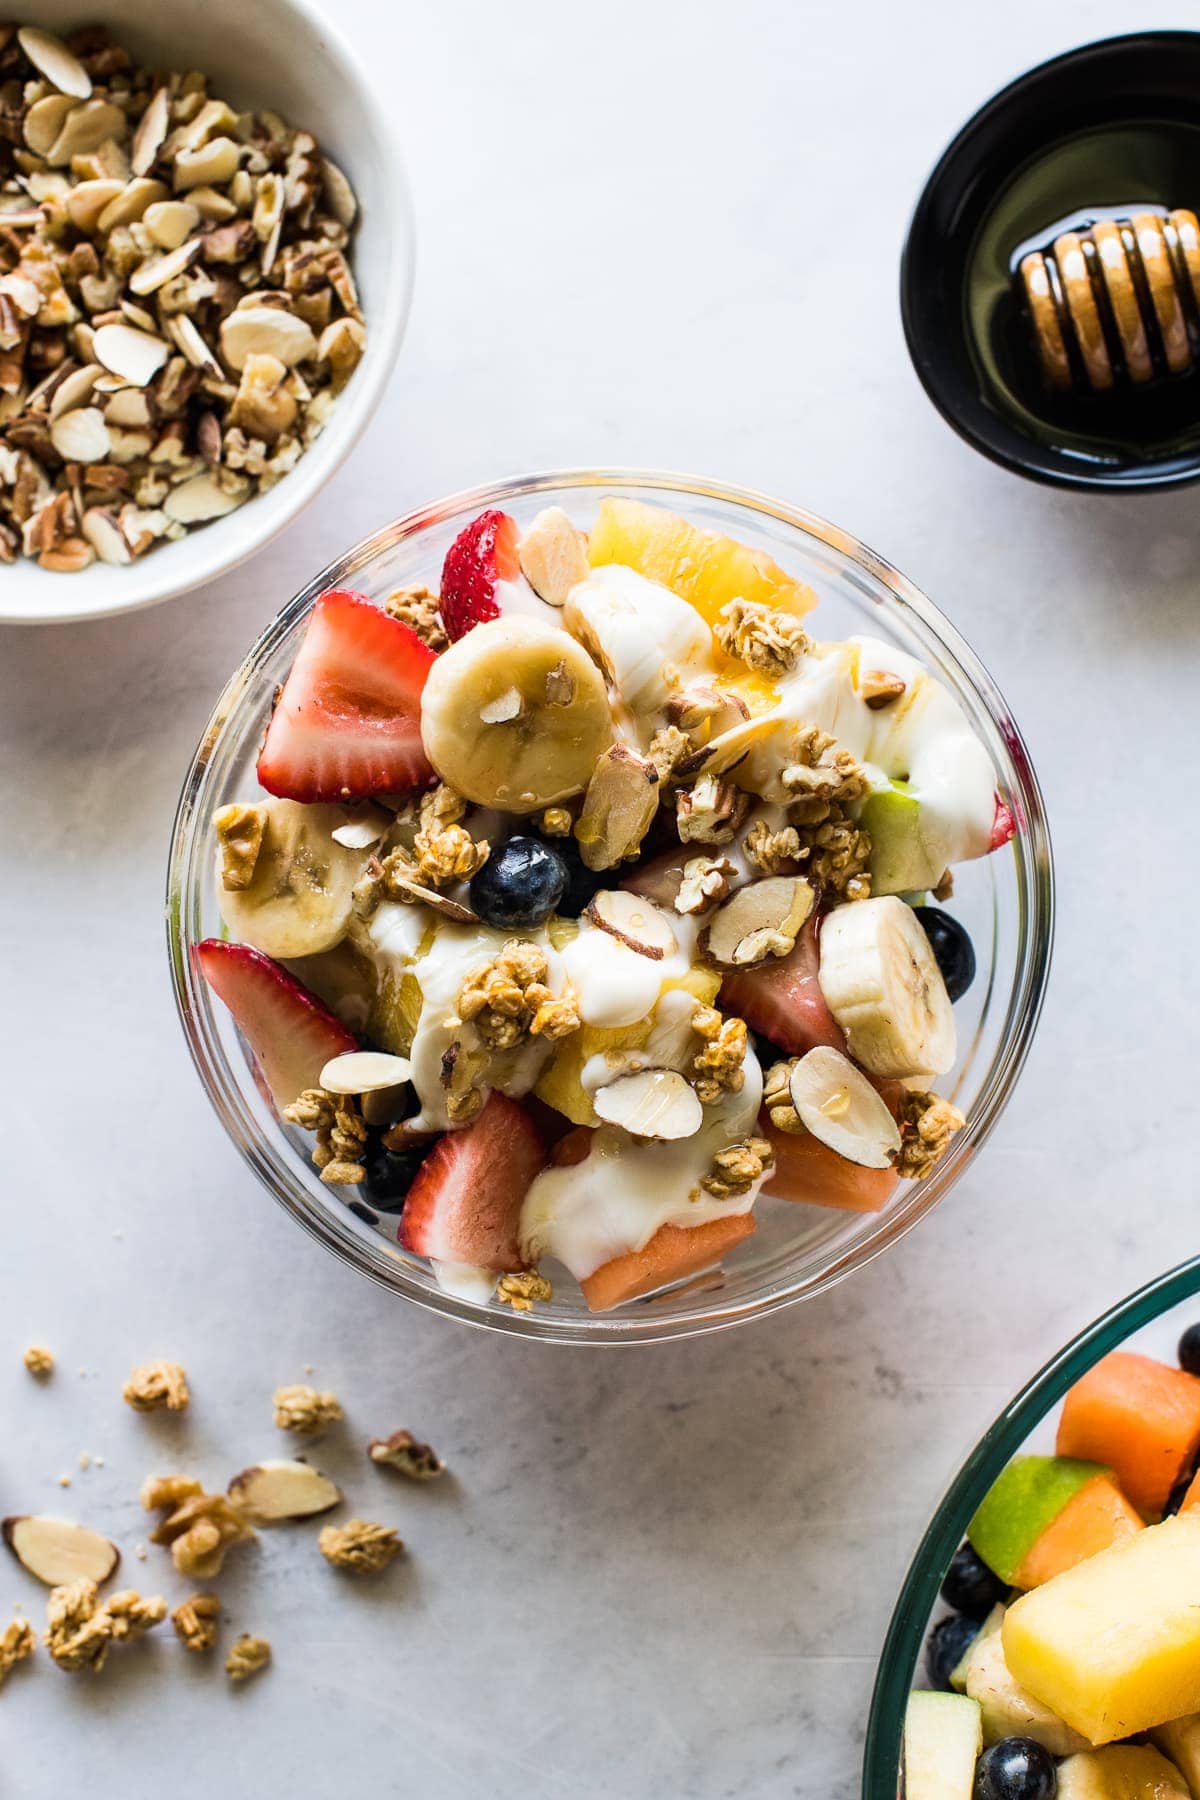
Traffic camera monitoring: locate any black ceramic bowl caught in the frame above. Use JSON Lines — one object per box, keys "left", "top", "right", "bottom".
{"left": 902, "top": 32, "right": 1200, "bottom": 491}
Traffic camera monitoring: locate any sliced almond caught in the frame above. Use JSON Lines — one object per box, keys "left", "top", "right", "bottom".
{"left": 320, "top": 156, "right": 358, "bottom": 229}
{"left": 96, "top": 177, "right": 170, "bottom": 235}
{"left": 664, "top": 686, "right": 750, "bottom": 736}
{"left": 593, "top": 1069, "right": 703, "bottom": 1140}
{"left": 575, "top": 744, "right": 660, "bottom": 872}
{"left": 168, "top": 314, "right": 222, "bottom": 378}
{"left": 93, "top": 322, "right": 169, "bottom": 388}
{"left": 103, "top": 386, "right": 153, "bottom": 428}
{"left": 788, "top": 1047, "right": 900, "bottom": 1169}
{"left": 0, "top": 272, "right": 41, "bottom": 319}
{"left": 227, "top": 1460, "right": 341, "bottom": 1523}
{"left": 65, "top": 177, "right": 124, "bottom": 234}
{"left": 3, "top": 1514, "right": 119, "bottom": 1586}
{"left": 378, "top": 868, "right": 478, "bottom": 923}
{"left": 17, "top": 27, "right": 92, "bottom": 99}
{"left": 50, "top": 406, "right": 110, "bottom": 464}
{"left": 162, "top": 472, "right": 247, "bottom": 524}
{"left": 81, "top": 506, "right": 132, "bottom": 566}
{"left": 46, "top": 99, "right": 126, "bottom": 168}
{"left": 479, "top": 686, "right": 524, "bottom": 725}
{"left": 330, "top": 807, "right": 391, "bottom": 850}
{"left": 219, "top": 305, "right": 317, "bottom": 371}
{"left": 585, "top": 888, "right": 677, "bottom": 959}
{"left": 861, "top": 670, "right": 907, "bottom": 710}
{"left": 703, "top": 876, "right": 815, "bottom": 967}
{"left": 518, "top": 506, "right": 590, "bottom": 605}
{"left": 674, "top": 714, "right": 778, "bottom": 781}
{"left": 144, "top": 198, "right": 201, "bottom": 251}
{"left": 48, "top": 362, "right": 101, "bottom": 420}
{"left": 360, "top": 1084, "right": 414, "bottom": 1128}
{"left": 320, "top": 1051, "right": 412, "bottom": 1095}
{"left": 173, "top": 136, "right": 240, "bottom": 193}
{"left": 129, "top": 239, "right": 202, "bottom": 297}
{"left": 23, "top": 93, "right": 77, "bottom": 157}
{"left": 131, "top": 86, "right": 170, "bottom": 177}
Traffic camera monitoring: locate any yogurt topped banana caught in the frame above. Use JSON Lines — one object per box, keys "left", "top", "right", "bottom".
{"left": 199, "top": 498, "right": 1014, "bottom": 1316}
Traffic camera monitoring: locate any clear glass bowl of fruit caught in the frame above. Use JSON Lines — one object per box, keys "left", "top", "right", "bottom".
{"left": 868, "top": 1257, "right": 1200, "bottom": 1800}
{"left": 167, "top": 470, "right": 1052, "bottom": 1342}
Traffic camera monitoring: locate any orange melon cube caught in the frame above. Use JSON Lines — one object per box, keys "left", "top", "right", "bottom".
{"left": 1013, "top": 1474, "right": 1144, "bottom": 1589}
{"left": 760, "top": 1118, "right": 901, "bottom": 1213}
{"left": 1057, "top": 1351, "right": 1200, "bottom": 1516}
{"left": 580, "top": 1214, "right": 756, "bottom": 1312}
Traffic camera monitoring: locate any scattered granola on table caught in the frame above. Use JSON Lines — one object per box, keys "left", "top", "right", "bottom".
{"left": 225, "top": 1632, "right": 270, "bottom": 1682}
{"left": 0, "top": 24, "right": 366, "bottom": 572}
{"left": 44, "top": 1577, "right": 165, "bottom": 1673}
{"left": 141, "top": 1473, "right": 254, "bottom": 1579}
{"left": 22, "top": 1344, "right": 53, "bottom": 1376}
{"left": 368, "top": 1429, "right": 445, "bottom": 1481}
{"left": 0, "top": 1616, "right": 35, "bottom": 1687}
{"left": 172, "top": 1591, "right": 220, "bottom": 1653}
{"left": 272, "top": 1382, "right": 343, "bottom": 1434}
{"left": 318, "top": 1518, "right": 403, "bottom": 1575}
{"left": 122, "top": 1359, "right": 190, "bottom": 1413}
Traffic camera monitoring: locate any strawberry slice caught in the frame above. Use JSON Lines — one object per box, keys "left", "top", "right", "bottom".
{"left": 398, "top": 1092, "right": 546, "bottom": 1272}
{"left": 989, "top": 794, "right": 1016, "bottom": 852}
{"left": 719, "top": 912, "right": 847, "bottom": 1059}
{"left": 439, "top": 509, "right": 520, "bottom": 642}
{"left": 195, "top": 939, "right": 357, "bottom": 1111}
{"left": 257, "top": 588, "right": 436, "bottom": 804}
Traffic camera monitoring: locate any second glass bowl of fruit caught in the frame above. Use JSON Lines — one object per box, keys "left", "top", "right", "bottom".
{"left": 870, "top": 1256, "right": 1200, "bottom": 1799}
{"left": 170, "top": 472, "right": 1051, "bottom": 1340}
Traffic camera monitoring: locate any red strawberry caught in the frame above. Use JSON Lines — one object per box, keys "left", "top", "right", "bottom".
{"left": 398, "top": 1092, "right": 546, "bottom": 1272}
{"left": 257, "top": 588, "right": 436, "bottom": 804}
{"left": 719, "top": 912, "right": 847, "bottom": 1059}
{"left": 195, "top": 939, "right": 357, "bottom": 1111}
{"left": 439, "top": 509, "right": 520, "bottom": 641}
{"left": 989, "top": 794, "right": 1016, "bottom": 851}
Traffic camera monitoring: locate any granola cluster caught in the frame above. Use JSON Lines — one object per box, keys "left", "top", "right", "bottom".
{"left": 122, "top": 1359, "right": 190, "bottom": 1413}
{"left": 676, "top": 772, "right": 749, "bottom": 845}
{"left": 318, "top": 1518, "right": 404, "bottom": 1574}
{"left": 763, "top": 1058, "right": 802, "bottom": 1133}
{"left": 700, "top": 1136, "right": 774, "bottom": 1200}
{"left": 495, "top": 1271, "right": 554, "bottom": 1312}
{"left": 141, "top": 1473, "right": 254, "bottom": 1579}
{"left": 0, "top": 24, "right": 365, "bottom": 571}
{"left": 675, "top": 853, "right": 735, "bottom": 915}
{"left": 172, "top": 1590, "right": 220, "bottom": 1654}
{"left": 272, "top": 1382, "right": 343, "bottom": 1434}
{"left": 283, "top": 1088, "right": 368, "bottom": 1186}
{"left": 226, "top": 1632, "right": 271, "bottom": 1682}
{"left": 407, "top": 784, "right": 490, "bottom": 888}
{"left": 458, "top": 940, "right": 580, "bottom": 1051}
{"left": 368, "top": 1429, "right": 445, "bottom": 1481}
{"left": 44, "top": 1577, "right": 165, "bottom": 1672}
{"left": 715, "top": 598, "right": 812, "bottom": 677}
{"left": 22, "top": 1343, "right": 53, "bottom": 1376}
{"left": 384, "top": 583, "right": 448, "bottom": 652}
{"left": 893, "top": 1091, "right": 965, "bottom": 1180}
{"left": 0, "top": 1616, "right": 35, "bottom": 1686}
{"left": 691, "top": 1006, "right": 748, "bottom": 1105}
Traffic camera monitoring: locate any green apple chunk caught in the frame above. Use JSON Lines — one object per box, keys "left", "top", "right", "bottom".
{"left": 859, "top": 781, "right": 947, "bottom": 897}
{"left": 964, "top": 1624, "right": 1090, "bottom": 1756}
{"left": 968, "top": 1455, "right": 1110, "bottom": 1585}
{"left": 1056, "top": 1744, "right": 1190, "bottom": 1798}
{"left": 903, "top": 1691, "right": 982, "bottom": 1800}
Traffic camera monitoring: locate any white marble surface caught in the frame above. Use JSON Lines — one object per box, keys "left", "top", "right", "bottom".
{"left": 5, "top": 0, "right": 1200, "bottom": 1792}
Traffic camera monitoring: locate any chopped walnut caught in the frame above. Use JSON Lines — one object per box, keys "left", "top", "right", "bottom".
{"left": 318, "top": 1518, "right": 404, "bottom": 1574}
{"left": 893, "top": 1092, "right": 965, "bottom": 1180}
{"left": 0, "top": 1618, "right": 35, "bottom": 1688}
{"left": 743, "top": 818, "right": 803, "bottom": 875}
{"left": 539, "top": 806, "right": 573, "bottom": 837}
{"left": 763, "top": 1058, "right": 802, "bottom": 1133}
{"left": 23, "top": 1345, "right": 53, "bottom": 1377}
{"left": 676, "top": 773, "right": 750, "bottom": 845}
{"left": 122, "top": 1360, "right": 190, "bottom": 1413}
{"left": 214, "top": 802, "right": 267, "bottom": 890}
{"left": 226, "top": 1632, "right": 271, "bottom": 1681}
{"left": 384, "top": 584, "right": 448, "bottom": 651}
{"left": 368, "top": 1429, "right": 446, "bottom": 1481}
{"left": 283, "top": 1088, "right": 368, "bottom": 1185}
{"left": 647, "top": 724, "right": 693, "bottom": 782}
{"left": 172, "top": 1591, "right": 220, "bottom": 1653}
{"left": 675, "top": 855, "right": 736, "bottom": 916}
{"left": 459, "top": 941, "right": 579, "bottom": 1051}
{"left": 715, "top": 599, "right": 811, "bottom": 677}
{"left": 44, "top": 1578, "right": 166, "bottom": 1673}
{"left": 273, "top": 1383, "right": 343, "bottom": 1434}
{"left": 690, "top": 1007, "right": 748, "bottom": 1104}
{"left": 382, "top": 785, "right": 489, "bottom": 890}
{"left": 495, "top": 1271, "right": 553, "bottom": 1312}
{"left": 141, "top": 1474, "right": 253, "bottom": 1579}
{"left": 699, "top": 1136, "right": 774, "bottom": 1199}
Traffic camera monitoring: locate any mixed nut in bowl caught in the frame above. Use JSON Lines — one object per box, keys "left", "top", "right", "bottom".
{"left": 167, "top": 470, "right": 1053, "bottom": 1345}
{"left": 0, "top": 2, "right": 413, "bottom": 624}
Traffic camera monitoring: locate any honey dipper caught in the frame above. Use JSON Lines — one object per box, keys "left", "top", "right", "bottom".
{"left": 1019, "top": 209, "right": 1200, "bottom": 393}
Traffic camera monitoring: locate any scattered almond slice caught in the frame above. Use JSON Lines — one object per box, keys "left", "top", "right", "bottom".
{"left": 330, "top": 805, "right": 391, "bottom": 850}
{"left": 585, "top": 889, "right": 677, "bottom": 958}
{"left": 320, "top": 1051, "right": 412, "bottom": 1095}
{"left": 703, "top": 876, "right": 814, "bottom": 967}
{"left": 3, "top": 1515, "right": 120, "bottom": 1587}
{"left": 48, "top": 364, "right": 102, "bottom": 421}
{"left": 128, "top": 239, "right": 202, "bottom": 297}
{"left": 518, "top": 507, "right": 590, "bottom": 605}
{"left": 226, "top": 1460, "right": 342, "bottom": 1523}
{"left": 320, "top": 157, "right": 358, "bottom": 229}
{"left": 131, "top": 85, "right": 170, "bottom": 177}
{"left": 575, "top": 744, "right": 660, "bottom": 871}
{"left": 674, "top": 715, "right": 779, "bottom": 781}
{"left": 163, "top": 473, "right": 247, "bottom": 525}
{"left": 788, "top": 1046, "right": 901, "bottom": 1168}
{"left": 17, "top": 27, "right": 92, "bottom": 99}
{"left": 49, "top": 407, "right": 110, "bottom": 464}
{"left": 593, "top": 1069, "right": 704, "bottom": 1139}
{"left": 93, "top": 322, "right": 169, "bottom": 388}
{"left": 377, "top": 868, "right": 478, "bottom": 923}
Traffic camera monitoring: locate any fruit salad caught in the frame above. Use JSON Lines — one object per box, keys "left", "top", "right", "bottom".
{"left": 196, "top": 496, "right": 1013, "bottom": 1315}
{"left": 907, "top": 1330, "right": 1200, "bottom": 1799}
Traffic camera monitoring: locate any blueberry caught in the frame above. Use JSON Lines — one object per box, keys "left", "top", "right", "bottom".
{"left": 973, "top": 1737, "right": 1057, "bottom": 1800}
{"left": 940, "top": 1543, "right": 1009, "bottom": 1619}
{"left": 1166, "top": 1471, "right": 1195, "bottom": 1515}
{"left": 360, "top": 1137, "right": 425, "bottom": 1212}
{"left": 538, "top": 835, "right": 607, "bottom": 919}
{"left": 915, "top": 906, "right": 976, "bottom": 1002}
{"left": 1179, "top": 1323, "right": 1200, "bottom": 1375}
{"left": 470, "top": 837, "right": 567, "bottom": 929}
{"left": 925, "top": 1612, "right": 979, "bottom": 1691}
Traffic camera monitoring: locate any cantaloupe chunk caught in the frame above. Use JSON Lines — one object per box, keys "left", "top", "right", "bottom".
{"left": 760, "top": 1119, "right": 901, "bottom": 1212}
{"left": 580, "top": 1214, "right": 756, "bottom": 1312}
{"left": 1057, "top": 1351, "right": 1200, "bottom": 1516}
{"left": 587, "top": 496, "right": 817, "bottom": 628}
{"left": 1014, "top": 1475, "right": 1144, "bottom": 1589}
{"left": 1055, "top": 1743, "right": 1190, "bottom": 1798}
{"left": 1003, "top": 1515, "right": 1200, "bottom": 1744}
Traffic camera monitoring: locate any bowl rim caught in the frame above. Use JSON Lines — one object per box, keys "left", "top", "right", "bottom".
{"left": 899, "top": 29, "right": 1200, "bottom": 494}
{"left": 0, "top": 0, "right": 416, "bottom": 627}
{"left": 167, "top": 465, "right": 1055, "bottom": 1344}
{"left": 862, "top": 1253, "right": 1200, "bottom": 1794}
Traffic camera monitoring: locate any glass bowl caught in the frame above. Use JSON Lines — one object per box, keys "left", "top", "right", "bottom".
{"left": 864, "top": 1256, "right": 1200, "bottom": 1795}
{"left": 166, "top": 469, "right": 1053, "bottom": 1344}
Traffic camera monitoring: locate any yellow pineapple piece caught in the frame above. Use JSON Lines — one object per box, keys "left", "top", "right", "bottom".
{"left": 1003, "top": 1516, "right": 1200, "bottom": 1745}
{"left": 369, "top": 969, "right": 424, "bottom": 1057}
{"left": 587, "top": 497, "right": 817, "bottom": 628}
{"left": 1056, "top": 1744, "right": 1190, "bottom": 1798}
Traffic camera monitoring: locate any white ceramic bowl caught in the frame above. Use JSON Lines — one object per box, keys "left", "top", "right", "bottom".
{"left": 2, "top": 0, "right": 415, "bottom": 626}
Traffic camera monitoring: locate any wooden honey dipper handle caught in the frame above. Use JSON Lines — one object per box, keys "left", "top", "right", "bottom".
{"left": 1020, "top": 209, "right": 1200, "bottom": 392}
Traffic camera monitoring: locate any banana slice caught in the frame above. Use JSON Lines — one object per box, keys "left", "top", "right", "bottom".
{"left": 216, "top": 798, "right": 371, "bottom": 959}
{"left": 420, "top": 616, "right": 613, "bottom": 812}
{"left": 562, "top": 564, "right": 714, "bottom": 716}
{"left": 788, "top": 1047, "right": 901, "bottom": 1168}
{"left": 816, "top": 896, "right": 956, "bottom": 1078}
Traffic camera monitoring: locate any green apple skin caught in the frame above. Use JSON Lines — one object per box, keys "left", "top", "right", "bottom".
{"left": 860, "top": 782, "right": 945, "bottom": 896}
{"left": 967, "top": 1455, "right": 1111, "bottom": 1585}
{"left": 903, "top": 1691, "right": 982, "bottom": 1800}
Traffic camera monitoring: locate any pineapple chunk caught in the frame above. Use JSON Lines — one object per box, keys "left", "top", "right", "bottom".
{"left": 533, "top": 968, "right": 721, "bottom": 1125}
{"left": 587, "top": 497, "right": 817, "bottom": 628}
{"left": 1003, "top": 1516, "right": 1200, "bottom": 1745}
{"left": 1056, "top": 1744, "right": 1190, "bottom": 1798}
{"left": 903, "top": 1691, "right": 982, "bottom": 1799}
{"left": 964, "top": 1624, "right": 1090, "bottom": 1755}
